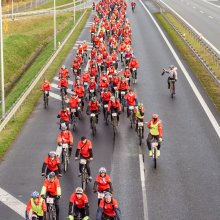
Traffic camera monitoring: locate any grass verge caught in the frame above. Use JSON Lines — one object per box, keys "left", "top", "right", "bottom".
{"left": 0, "top": 9, "right": 91, "bottom": 160}
{"left": 1, "top": 10, "right": 83, "bottom": 116}
{"left": 154, "top": 12, "right": 220, "bottom": 112}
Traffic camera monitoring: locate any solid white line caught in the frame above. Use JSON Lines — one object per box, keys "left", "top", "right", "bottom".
{"left": 160, "top": 0, "right": 220, "bottom": 56}
{"left": 140, "top": 0, "right": 220, "bottom": 138}
{"left": 139, "top": 154, "right": 149, "bottom": 220}
{"left": 0, "top": 187, "right": 26, "bottom": 218}
{"left": 202, "top": 0, "right": 220, "bottom": 8}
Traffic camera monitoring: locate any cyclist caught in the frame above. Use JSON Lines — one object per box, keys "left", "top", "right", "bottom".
{"left": 59, "top": 65, "right": 69, "bottom": 79}
{"left": 117, "top": 76, "right": 129, "bottom": 102}
{"left": 41, "top": 172, "right": 61, "bottom": 220}
{"left": 75, "top": 136, "right": 93, "bottom": 181}
{"left": 101, "top": 88, "right": 112, "bottom": 107}
{"left": 25, "top": 191, "right": 47, "bottom": 220}
{"left": 88, "top": 76, "right": 98, "bottom": 99}
{"left": 41, "top": 79, "right": 51, "bottom": 98}
{"left": 58, "top": 75, "right": 68, "bottom": 99}
{"left": 86, "top": 96, "right": 101, "bottom": 124}
{"left": 162, "top": 65, "right": 178, "bottom": 92}
{"left": 57, "top": 107, "right": 70, "bottom": 129}
{"left": 129, "top": 56, "right": 139, "bottom": 83}
{"left": 42, "top": 151, "right": 62, "bottom": 177}
{"left": 74, "top": 83, "right": 85, "bottom": 111}
{"left": 82, "top": 71, "right": 90, "bottom": 90}
{"left": 147, "top": 114, "right": 163, "bottom": 157}
{"left": 99, "top": 77, "right": 110, "bottom": 91}
{"left": 124, "top": 89, "right": 137, "bottom": 118}
{"left": 93, "top": 167, "right": 113, "bottom": 205}
{"left": 123, "top": 66, "right": 131, "bottom": 85}
{"left": 134, "top": 103, "right": 145, "bottom": 134}
{"left": 68, "top": 187, "right": 89, "bottom": 220}
{"left": 107, "top": 96, "right": 121, "bottom": 125}
{"left": 96, "top": 192, "right": 122, "bottom": 220}
{"left": 131, "top": 1, "right": 136, "bottom": 11}
{"left": 69, "top": 92, "right": 80, "bottom": 119}
{"left": 57, "top": 123, "right": 74, "bottom": 157}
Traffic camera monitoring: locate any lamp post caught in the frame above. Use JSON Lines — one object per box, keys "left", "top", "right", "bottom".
{"left": 74, "top": 0, "right": 75, "bottom": 24}
{"left": 0, "top": 0, "right": 5, "bottom": 117}
{"left": 11, "top": 0, "right": 14, "bottom": 20}
{"left": 53, "top": 0, "right": 56, "bottom": 50}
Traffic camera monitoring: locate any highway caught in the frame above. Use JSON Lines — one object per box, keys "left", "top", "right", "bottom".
{"left": 161, "top": 0, "right": 220, "bottom": 52}
{"left": 0, "top": 1, "right": 220, "bottom": 220}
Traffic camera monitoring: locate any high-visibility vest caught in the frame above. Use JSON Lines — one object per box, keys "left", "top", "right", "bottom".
{"left": 31, "top": 198, "right": 44, "bottom": 216}
{"left": 150, "top": 121, "right": 160, "bottom": 136}
{"left": 136, "top": 110, "right": 144, "bottom": 119}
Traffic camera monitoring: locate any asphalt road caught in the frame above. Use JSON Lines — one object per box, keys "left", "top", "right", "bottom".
{"left": 0, "top": 1, "right": 220, "bottom": 220}
{"left": 161, "top": 0, "right": 220, "bottom": 52}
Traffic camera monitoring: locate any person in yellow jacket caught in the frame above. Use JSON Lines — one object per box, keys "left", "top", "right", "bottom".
{"left": 41, "top": 172, "right": 61, "bottom": 220}
{"left": 25, "top": 191, "right": 47, "bottom": 220}
{"left": 134, "top": 103, "right": 145, "bottom": 136}
{"left": 147, "top": 114, "right": 163, "bottom": 157}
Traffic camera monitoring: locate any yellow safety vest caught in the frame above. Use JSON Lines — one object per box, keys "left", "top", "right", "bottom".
{"left": 150, "top": 121, "right": 160, "bottom": 136}
{"left": 136, "top": 110, "right": 144, "bottom": 119}
{"left": 31, "top": 198, "right": 44, "bottom": 216}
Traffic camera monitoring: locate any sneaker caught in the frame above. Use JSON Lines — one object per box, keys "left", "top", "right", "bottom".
{"left": 148, "top": 150, "right": 152, "bottom": 157}
{"left": 78, "top": 173, "right": 82, "bottom": 177}
{"left": 157, "top": 150, "right": 160, "bottom": 157}
{"left": 88, "top": 176, "right": 93, "bottom": 182}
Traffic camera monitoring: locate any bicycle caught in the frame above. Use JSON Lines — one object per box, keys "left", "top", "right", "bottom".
{"left": 43, "top": 91, "right": 49, "bottom": 109}
{"left": 103, "top": 103, "right": 109, "bottom": 125}
{"left": 136, "top": 120, "right": 144, "bottom": 146}
{"left": 90, "top": 113, "right": 97, "bottom": 136}
{"left": 150, "top": 138, "right": 160, "bottom": 169}
{"left": 128, "top": 105, "right": 135, "bottom": 128}
{"left": 60, "top": 87, "right": 66, "bottom": 109}
{"left": 79, "top": 159, "right": 89, "bottom": 191}
{"left": 62, "top": 143, "right": 70, "bottom": 173}
{"left": 131, "top": 68, "right": 137, "bottom": 84}
{"left": 70, "top": 108, "right": 78, "bottom": 131}
{"left": 45, "top": 196, "right": 56, "bottom": 220}
{"left": 111, "top": 112, "right": 118, "bottom": 136}
{"left": 119, "top": 91, "right": 126, "bottom": 112}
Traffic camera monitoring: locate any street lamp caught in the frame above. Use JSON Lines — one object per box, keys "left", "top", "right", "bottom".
{"left": 54, "top": 0, "right": 56, "bottom": 50}
{"left": 0, "top": 0, "right": 5, "bottom": 117}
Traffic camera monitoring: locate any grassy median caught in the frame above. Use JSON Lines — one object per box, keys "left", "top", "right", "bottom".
{"left": 155, "top": 12, "right": 220, "bottom": 112}
{"left": 0, "top": 9, "right": 91, "bottom": 160}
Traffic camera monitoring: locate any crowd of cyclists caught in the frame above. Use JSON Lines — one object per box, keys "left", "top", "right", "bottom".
{"left": 29, "top": 0, "right": 180, "bottom": 218}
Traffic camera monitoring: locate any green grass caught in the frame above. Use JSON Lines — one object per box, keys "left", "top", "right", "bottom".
{"left": 155, "top": 13, "right": 220, "bottom": 112}
{"left": 0, "top": 9, "right": 91, "bottom": 160}
{"left": 4, "top": 12, "right": 74, "bottom": 94}
{"left": 0, "top": 10, "right": 84, "bottom": 117}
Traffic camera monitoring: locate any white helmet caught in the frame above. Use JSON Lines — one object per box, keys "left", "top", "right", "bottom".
{"left": 99, "top": 167, "right": 107, "bottom": 174}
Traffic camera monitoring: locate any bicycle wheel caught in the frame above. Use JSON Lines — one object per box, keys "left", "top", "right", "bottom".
{"left": 92, "top": 117, "right": 96, "bottom": 136}
{"left": 81, "top": 173, "right": 87, "bottom": 191}
{"left": 64, "top": 153, "right": 67, "bottom": 173}
{"left": 52, "top": 204, "right": 57, "bottom": 220}
{"left": 153, "top": 148, "right": 157, "bottom": 169}
{"left": 170, "top": 82, "right": 174, "bottom": 99}
{"left": 139, "top": 129, "right": 142, "bottom": 146}
{"left": 48, "top": 207, "right": 53, "bottom": 220}
{"left": 44, "top": 98, "right": 47, "bottom": 109}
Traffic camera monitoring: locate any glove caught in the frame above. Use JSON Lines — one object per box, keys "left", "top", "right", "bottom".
{"left": 68, "top": 215, "right": 74, "bottom": 220}
{"left": 83, "top": 216, "right": 89, "bottom": 220}
{"left": 41, "top": 194, "right": 46, "bottom": 199}
{"left": 159, "top": 138, "right": 162, "bottom": 142}
{"left": 41, "top": 173, "right": 45, "bottom": 176}
{"left": 26, "top": 218, "right": 30, "bottom": 220}
{"left": 56, "top": 195, "right": 61, "bottom": 199}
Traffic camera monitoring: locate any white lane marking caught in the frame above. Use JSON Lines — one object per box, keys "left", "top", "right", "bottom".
{"left": 139, "top": 154, "right": 149, "bottom": 220}
{"left": 50, "top": 92, "right": 61, "bottom": 101}
{"left": 140, "top": 1, "right": 220, "bottom": 137}
{"left": 202, "top": 0, "right": 220, "bottom": 8}
{"left": 76, "top": 40, "right": 93, "bottom": 45}
{"left": 50, "top": 83, "right": 73, "bottom": 94}
{"left": 73, "top": 47, "right": 92, "bottom": 50}
{"left": 193, "top": 6, "right": 196, "bottom": 8}
{"left": 160, "top": 0, "right": 220, "bottom": 56}
{"left": 208, "top": 15, "right": 214, "bottom": 19}
{"left": 200, "top": 10, "right": 205, "bottom": 13}
{"left": 0, "top": 187, "right": 26, "bottom": 218}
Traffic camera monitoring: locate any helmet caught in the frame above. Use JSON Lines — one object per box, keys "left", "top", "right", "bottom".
{"left": 83, "top": 40, "right": 86, "bottom": 43}
{"left": 76, "top": 76, "right": 81, "bottom": 80}
{"left": 152, "top": 114, "right": 159, "bottom": 119}
{"left": 75, "top": 187, "right": 83, "bottom": 194}
{"left": 49, "top": 151, "right": 57, "bottom": 157}
{"left": 31, "top": 191, "right": 39, "bottom": 199}
{"left": 48, "top": 172, "right": 55, "bottom": 180}
{"left": 61, "top": 123, "right": 67, "bottom": 131}
{"left": 104, "top": 192, "right": 112, "bottom": 199}
{"left": 92, "top": 97, "right": 97, "bottom": 102}
{"left": 62, "top": 65, "right": 65, "bottom": 69}
{"left": 121, "top": 76, "right": 126, "bottom": 80}
{"left": 169, "top": 65, "right": 174, "bottom": 69}
{"left": 138, "top": 102, "right": 143, "bottom": 108}
{"left": 99, "top": 167, "right": 106, "bottom": 174}
{"left": 103, "top": 77, "right": 107, "bottom": 81}
{"left": 72, "top": 92, "right": 77, "bottom": 96}
{"left": 81, "top": 136, "right": 86, "bottom": 141}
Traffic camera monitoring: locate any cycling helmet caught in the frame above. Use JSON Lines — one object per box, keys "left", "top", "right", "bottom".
{"left": 76, "top": 76, "right": 81, "bottom": 80}
{"left": 83, "top": 40, "right": 86, "bottom": 43}
{"left": 169, "top": 65, "right": 174, "bottom": 69}
{"left": 48, "top": 172, "right": 55, "bottom": 179}
{"left": 152, "top": 114, "right": 159, "bottom": 119}
{"left": 104, "top": 192, "right": 112, "bottom": 199}
{"left": 75, "top": 187, "right": 83, "bottom": 194}
{"left": 81, "top": 136, "right": 86, "bottom": 141}
{"left": 49, "top": 151, "right": 57, "bottom": 157}
{"left": 31, "top": 191, "right": 39, "bottom": 199}
{"left": 92, "top": 97, "right": 97, "bottom": 102}
{"left": 121, "top": 76, "right": 126, "bottom": 80}
{"left": 99, "top": 167, "right": 107, "bottom": 174}
{"left": 61, "top": 123, "right": 67, "bottom": 131}
{"left": 138, "top": 103, "right": 143, "bottom": 108}
{"left": 103, "top": 77, "right": 107, "bottom": 81}
{"left": 62, "top": 65, "right": 66, "bottom": 69}
{"left": 110, "top": 96, "right": 115, "bottom": 101}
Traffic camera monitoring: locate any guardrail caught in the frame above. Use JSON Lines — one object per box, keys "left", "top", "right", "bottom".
{"left": 0, "top": 9, "right": 88, "bottom": 133}
{"left": 155, "top": 0, "right": 220, "bottom": 86}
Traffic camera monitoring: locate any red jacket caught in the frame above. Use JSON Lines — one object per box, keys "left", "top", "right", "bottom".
{"left": 108, "top": 100, "right": 121, "bottom": 112}
{"left": 101, "top": 91, "right": 112, "bottom": 102}
{"left": 74, "top": 86, "right": 85, "bottom": 98}
{"left": 70, "top": 193, "right": 88, "bottom": 209}
{"left": 129, "top": 58, "right": 139, "bottom": 68}
{"left": 96, "top": 174, "right": 111, "bottom": 191}
{"left": 41, "top": 81, "right": 51, "bottom": 91}
{"left": 59, "top": 68, "right": 69, "bottom": 78}
{"left": 58, "top": 78, "right": 68, "bottom": 88}
{"left": 69, "top": 96, "right": 79, "bottom": 108}
{"left": 117, "top": 81, "right": 129, "bottom": 91}
{"left": 82, "top": 73, "right": 90, "bottom": 82}
{"left": 88, "top": 101, "right": 99, "bottom": 111}
{"left": 125, "top": 92, "right": 137, "bottom": 106}
{"left": 99, "top": 198, "right": 119, "bottom": 217}
{"left": 44, "top": 156, "right": 60, "bottom": 171}
{"left": 57, "top": 130, "right": 73, "bottom": 145}
{"left": 77, "top": 140, "right": 92, "bottom": 158}
{"left": 58, "top": 110, "right": 70, "bottom": 122}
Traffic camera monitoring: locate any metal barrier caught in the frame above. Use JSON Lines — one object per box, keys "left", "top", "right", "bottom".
{"left": 0, "top": 9, "right": 88, "bottom": 132}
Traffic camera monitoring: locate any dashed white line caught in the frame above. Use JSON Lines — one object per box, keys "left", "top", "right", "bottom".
{"left": 50, "top": 92, "right": 61, "bottom": 101}
{"left": 0, "top": 187, "right": 26, "bottom": 218}
{"left": 208, "top": 15, "right": 214, "bottom": 19}
{"left": 200, "top": 10, "right": 205, "bottom": 13}
{"left": 193, "top": 6, "right": 196, "bottom": 8}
